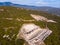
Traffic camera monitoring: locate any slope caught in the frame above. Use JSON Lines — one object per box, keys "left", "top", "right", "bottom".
{"left": 0, "top": 6, "right": 60, "bottom": 45}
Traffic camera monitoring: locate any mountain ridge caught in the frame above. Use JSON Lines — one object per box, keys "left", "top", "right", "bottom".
{"left": 0, "top": 2, "right": 60, "bottom": 16}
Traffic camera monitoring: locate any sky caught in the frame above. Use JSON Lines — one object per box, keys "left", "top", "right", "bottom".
{"left": 0, "top": 0, "right": 60, "bottom": 8}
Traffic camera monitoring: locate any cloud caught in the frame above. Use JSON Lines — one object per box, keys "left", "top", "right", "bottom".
{"left": 34, "top": 1, "right": 48, "bottom": 6}
{"left": 0, "top": 0, "right": 7, "bottom": 2}
{"left": 36, "top": 2, "right": 47, "bottom": 5}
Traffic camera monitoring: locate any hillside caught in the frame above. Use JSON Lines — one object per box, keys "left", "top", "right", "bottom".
{"left": 0, "top": 6, "right": 60, "bottom": 45}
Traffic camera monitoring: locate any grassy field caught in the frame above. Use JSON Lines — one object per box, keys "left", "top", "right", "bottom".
{"left": 0, "top": 6, "right": 60, "bottom": 45}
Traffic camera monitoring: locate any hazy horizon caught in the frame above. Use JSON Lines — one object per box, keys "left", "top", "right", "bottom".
{"left": 0, "top": 0, "right": 60, "bottom": 8}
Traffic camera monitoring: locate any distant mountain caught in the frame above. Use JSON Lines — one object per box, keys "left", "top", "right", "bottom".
{"left": 0, "top": 2, "right": 13, "bottom": 6}
{"left": 35, "top": 7, "right": 60, "bottom": 16}
{"left": 0, "top": 2, "right": 60, "bottom": 16}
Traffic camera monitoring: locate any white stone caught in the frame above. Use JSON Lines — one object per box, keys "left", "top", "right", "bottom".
{"left": 47, "top": 20, "right": 57, "bottom": 23}
{"left": 17, "top": 23, "right": 52, "bottom": 45}
{"left": 3, "top": 34, "right": 9, "bottom": 38}
{"left": 30, "top": 14, "right": 57, "bottom": 23}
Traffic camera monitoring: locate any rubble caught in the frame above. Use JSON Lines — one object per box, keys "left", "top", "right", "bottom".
{"left": 17, "top": 23, "right": 52, "bottom": 45}
{"left": 30, "top": 14, "right": 57, "bottom": 23}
